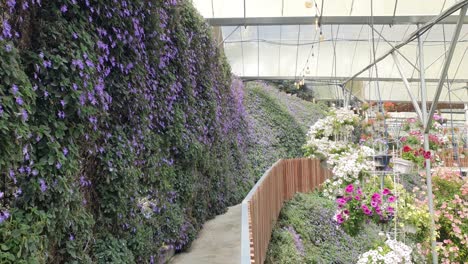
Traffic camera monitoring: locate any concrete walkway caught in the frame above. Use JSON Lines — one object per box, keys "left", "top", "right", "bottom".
{"left": 170, "top": 204, "right": 241, "bottom": 264}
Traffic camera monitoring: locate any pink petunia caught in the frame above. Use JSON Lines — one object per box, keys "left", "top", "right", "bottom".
{"left": 345, "top": 184, "right": 354, "bottom": 193}
{"left": 388, "top": 196, "right": 396, "bottom": 203}
{"left": 336, "top": 198, "right": 347, "bottom": 206}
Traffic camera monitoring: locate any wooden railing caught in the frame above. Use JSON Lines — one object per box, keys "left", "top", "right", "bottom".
{"left": 240, "top": 158, "right": 332, "bottom": 264}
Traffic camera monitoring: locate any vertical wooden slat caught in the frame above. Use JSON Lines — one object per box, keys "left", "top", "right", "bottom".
{"left": 244, "top": 158, "right": 331, "bottom": 264}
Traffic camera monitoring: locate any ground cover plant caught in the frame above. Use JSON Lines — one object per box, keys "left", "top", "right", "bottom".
{"left": 243, "top": 81, "right": 325, "bottom": 180}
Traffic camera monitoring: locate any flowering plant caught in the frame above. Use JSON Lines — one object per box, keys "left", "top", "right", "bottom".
{"left": 305, "top": 108, "right": 374, "bottom": 197}
{"left": 357, "top": 237, "right": 413, "bottom": 264}
{"left": 401, "top": 145, "right": 430, "bottom": 167}
{"left": 414, "top": 168, "right": 468, "bottom": 263}
{"left": 333, "top": 184, "right": 397, "bottom": 236}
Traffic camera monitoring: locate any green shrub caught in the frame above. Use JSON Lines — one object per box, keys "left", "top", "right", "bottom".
{"left": 267, "top": 192, "right": 383, "bottom": 264}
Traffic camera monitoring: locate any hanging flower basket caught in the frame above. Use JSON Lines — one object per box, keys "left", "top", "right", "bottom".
{"left": 391, "top": 158, "right": 413, "bottom": 174}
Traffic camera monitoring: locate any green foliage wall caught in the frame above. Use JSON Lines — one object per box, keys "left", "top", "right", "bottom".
{"left": 243, "top": 81, "right": 326, "bottom": 180}
{"left": 0, "top": 0, "right": 249, "bottom": 262}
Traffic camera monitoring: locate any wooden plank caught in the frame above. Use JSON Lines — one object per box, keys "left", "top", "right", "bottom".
{"left": 243, "top": 158, "right": 332, "bottom": 264}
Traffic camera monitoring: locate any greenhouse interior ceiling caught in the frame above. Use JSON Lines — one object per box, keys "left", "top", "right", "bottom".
{"left": 193, "top": 0, "right": 468, "bottom": 116}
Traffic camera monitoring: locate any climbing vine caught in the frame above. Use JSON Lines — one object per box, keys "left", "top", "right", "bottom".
{"left": 0, "top": 0, "right": 249, "bottom": 262}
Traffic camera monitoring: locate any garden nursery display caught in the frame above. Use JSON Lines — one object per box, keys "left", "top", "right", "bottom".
{"left": 266, "top": 108, "right": 467, "bottom": 264}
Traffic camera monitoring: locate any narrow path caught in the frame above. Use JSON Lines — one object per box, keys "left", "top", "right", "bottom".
{"left": 170, "top": 204, "right": 241, "bottom": 264}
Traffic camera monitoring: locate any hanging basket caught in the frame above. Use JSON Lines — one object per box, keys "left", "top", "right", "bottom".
{"left": 391, "top": 158, "right": 413, "bottom": 174}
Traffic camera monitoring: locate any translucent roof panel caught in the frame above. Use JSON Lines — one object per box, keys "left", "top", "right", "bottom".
{"left": 193, "top": 0, "right": 458, "bottom": 18}
{"left": 199, "top": 0, "right": 468, "bottom": 103}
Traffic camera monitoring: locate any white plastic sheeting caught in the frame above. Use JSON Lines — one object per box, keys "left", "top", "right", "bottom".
{"left": 193, "top": 1, "right": 468, "bottom": 103}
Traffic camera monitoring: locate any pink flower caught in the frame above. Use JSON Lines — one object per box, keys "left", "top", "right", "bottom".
{"left": 343, "top": 209, "right": 349, "bottom": 215}
{"left": 388, "top": 196, "right": 396, "bottom": 203}
{"left": 361, "top": 204, "right": 372, "bottom": 215}
{"left": 408, "top": 118, "right": 416, "bottom": 123}
{"left": 400, "top": 136, "right": 407, "bottom": 142}
{"left": 387, "top": 206, "right": 394, "bottom": 213}
{"left": 375, "top": 206, "right": 382, "bottom": 215}
{"left": 354, "top": 195, "right": 361, "bottom": 201}
{"left": 371, "top": 200, "right": 378, "bottom": 208}
{"left": 336, "top": 198, "right": 347, "bottom": 206}
{"left": 423, "top": 150, "right": 431, "bottom": 159}
{"left": 357, "top": 188, "right": 363, "bottom": 195}
{"left": 345, "top": 184, "right": 354, "bottom": 193}
{"left": 371, "top": 193, "right": 381, "bottom": 202}
{"left": 382, "top": 188, "right": 390, "bottom": 195}
{"left": 337, "top": 215, "right": 345, "bottom": 224}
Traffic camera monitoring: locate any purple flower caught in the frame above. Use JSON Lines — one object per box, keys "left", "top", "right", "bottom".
{"left": 72, "top": 59, "right": 84, "bottom": 70}
{"left": 11, "top": 84, "right": 18, "bottom": 94}
{"left": 43, "top": 60, "right": 52, "bottom": 68}
{"left": 0, "top": 210, "right": 10, "bottom": 223}
{"left": 32, "top": 169, "right": 39, "bottom": 176}
{"left": 56, "top": 162, "right": 62, "bottom": 169}
{"left": 0, "top": 192, "right": 4, "bottom": 199}
{"left": 22, "top": 1, "right": 28, "bottom": 10}
{"left": 63, "top": 147, "right": 68, "bottom": 156}
{"left": 58, "top": 111, "right": 65, "bottom": 119}
{"left": 7, "top": 0, "right": 16, "bottom": 13}
{"left": 21, "top": 109, "right": 28, "bottom": 121}
{"left": 60, "top": 5, "right": 67, "bottom": 13}
{"left": 69, "top": 234, "right": 74, "bottom": 241}
{"left": 2, "top": 19, "right": 13, "bottom": 38}
{"left": 16, "top": 97, "right": 23, "bottom": 105}
{"left": 39, "top": 179, "right": 47, "bottom": 192}
{"left": 72, "top": 32, "right": 78, "bottom": 39}
{"left": 284, "top": 226, "right": 305, "bottom": 256}
{"left": 5, "top": 44, "right": 12, "bottom": 52}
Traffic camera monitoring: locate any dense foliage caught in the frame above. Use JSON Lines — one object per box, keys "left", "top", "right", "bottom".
{"left": 0, "top": 0, "right": 250, "bottom": 262}
{"left": 266, "top": 192, "right": 383, "bottom": 264}
{"left": 244, "top": 81, "right": 325, "bottom": 179}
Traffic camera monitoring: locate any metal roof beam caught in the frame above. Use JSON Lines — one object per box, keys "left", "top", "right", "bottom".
{"left": 342, "top": 0, "right": 468, "bottom": 86}
{"left": 240, "top": 76, "right": 468, "bottom": 83}
{"left": 206, "top": 15, "right": 468, "bottom": 26}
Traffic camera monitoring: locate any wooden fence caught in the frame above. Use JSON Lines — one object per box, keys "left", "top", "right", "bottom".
{"left": 240, "top": 158, "right": 332, "bottom": 264}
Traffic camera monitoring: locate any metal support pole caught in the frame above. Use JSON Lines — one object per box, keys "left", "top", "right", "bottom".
{"left": 426, "top": 6, "right": 467, "bottom": 132}
{"left": 417, "top": 25, "right": 438, "bottom": 264}
{"left": 391, "top": 52, "right": 423, "bottom": 121}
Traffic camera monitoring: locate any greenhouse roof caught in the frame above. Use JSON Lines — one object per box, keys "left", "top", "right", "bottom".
{"left": 193, "top": 0, "right": 468, "bottom": 104}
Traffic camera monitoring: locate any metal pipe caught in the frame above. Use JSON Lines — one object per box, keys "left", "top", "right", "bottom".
{"left": 417, "top": 24, "right": 438, "bottom": 264}
{"left": 342, "top": 0, "right": 468, "bottom": 86}
{"left": 370, "top": 25, "right": 420, "bottom": 73}
{"left": 426, "top": 6, "right": 468, "bottom": 132}
{"left": 391, "top": 52, "right": 423, "bottom": 121}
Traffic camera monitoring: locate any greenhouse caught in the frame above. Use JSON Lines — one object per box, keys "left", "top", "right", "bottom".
{"left": 0, "top": 0, "right": 467, "bottom": 264}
